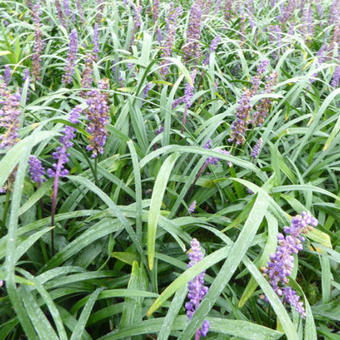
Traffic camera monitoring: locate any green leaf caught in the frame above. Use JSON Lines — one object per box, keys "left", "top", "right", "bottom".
{"left": 70, "top": 288, "right": 102, "bottom": 340}
{"left": 148, "top": 153, "right": 180, "bottom": 270}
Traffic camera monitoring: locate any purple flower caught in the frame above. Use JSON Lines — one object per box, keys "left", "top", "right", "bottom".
{"left": 331, "top": 55, "right": 340, "bottom": 87}
{"left": 75, "top": 0, "right": 84, "bottom": 22}
{"left": 81, "top": 53, "right": 96, "bottom": 95}
{"left": 62, "top": 29, "right": 78, "bottom": 84}
{"left": 63, "top": 0, "right": 70, "bottom": 17}
{"left": 160, "top": 4, "right": 182, "bottom": 77}
{"left": 153, "top": 0, "right": 159, "bottom": 23}
{"left": 22, "top": 68, "right": 31, "bottom": 101}
{"left": 47, "top": 106, "right": 82, "bottom": 178}
{"left": 188, "top": 200, "right": 196, "bottom": 214}
{"left": 155, "top": 125, "right": 164, "bottom": 135}
{"left": 129, "top": 2, "right": 142, "bottom": 48}
{"left": 28, "top": 156, "right": 46, "bottom": 185}
{"left": 93, "top": 23, "right": 99, "bottom": 56}
{"left": 204, "top": 140, "right": 232, "bottom": 167}
{"left": 328, "top": 0, "right": 339, "bottom": 26}
{"left": 252, "top": 71, "right": 278, "bottom": 127}
{"left": 262, "top": 211, "right": 318, "bottom": 318}
{"left": 228, "top": 90, "right": 253, "bottom": 145}
{"left": 0, "top": 78, "right": 21, "bottom": 150}
{"left": 4, "top": 66, "right": 10, "bottom": 86}
{"left": 181, "top": 69, "right": 197, "bottom": 133}
{"left": 85, "top": 79, "right": 110, "bottom": 158}
{"left": 96, "top": 0, "right": 105, "bottom": 22}
{"left": 251, "top": 138, "right": 263, "bottom": 160}
{"left": 278, "top": 0, "right": 295, "bottom": 23}
{"left": 172, "top": 96, "right": 185, "bottom": 109}
{"left": 224, "top": 0, "right": 232, "bottom": 20}
{"left": 156, "top": 26, "right": 162, "bottom": 44}
{"left": 32, "top": 2, "right": 45, "bottom": 81}
{"left": 203, "top": 35, "right": 220, "bottom": 65}
{"left": 269, "top": 25, "right": 282, "bottom": 60}
{"left": 185, "top": 238, "right": 210, "bottom": 337}
{"left": 55, "top": 0, "right": 66, "bottom": 28}
{"left": 183, "top": 0, "right": 204, "bottom": 62}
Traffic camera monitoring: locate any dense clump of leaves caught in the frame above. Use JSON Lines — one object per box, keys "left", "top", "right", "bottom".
{"left": 0, "top": 0, "right": 339, "bottom": 339}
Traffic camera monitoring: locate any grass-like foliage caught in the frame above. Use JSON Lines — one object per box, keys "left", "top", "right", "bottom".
{"left": 0, "top": 0, "right": 340, "bottom": 339}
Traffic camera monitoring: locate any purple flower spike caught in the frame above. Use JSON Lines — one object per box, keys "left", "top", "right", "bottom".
{"left": 55, "top": 0, "right": 66, "bottom": 27}
{"left": 29, "top": 156, "right": 46, "bottom": 185}
{"left": 160, "top": 4, "right": 182, "bottom": 77}
{"left": 262, "top": 211, "right": 318, "bottom": 318}
{"left": 331, "top": 56, "right": 340, "bottom": 88}
{"left": 48, "top": 106, "right": 82, "bottom": 178}
{"left": 153, "top": 0, "right": 159, "bottom": 23}
{"left": 185, "top": 238, "right": 210, "bottom": 337}
{"left": 4, "top": 66, "right": 11, "bottom": 86}
{"left": 93, "top": 23, "right": 99, "bottom": 56}
{"left": 129, "top": 2, "right": 142, "bottom": 48}
{"left": 155, "top": 125, "right": 164, "bottom": 135}
{"left": 203, "top": 35, "right": 220, "bottom": 65}
{"left": 252, "top": 71, "right": 278, "bottom": 127}
{"left": 85, "top": 79, "right": 110, "bottom": 158}
{"left": 75, "top": 0, "right": 84, "bottom": 22}
{"left": 251, "top": 138, "right": 263, "bottom": 160}
{"left": 0, "top": 77, "right": 21, "bottom": 150}
{"left": 203, "top": 140, "right": 232, "bottom": 167}
{"left": 183, "top": 0, "right": 204, "bottom": 62}
{"left": 181, "top": 69, "right": 197, "bottom": 133}
{"left": 63, "top": 0, "right": 70, "bottom": 17}
{"left": 32, "top": 2, "right": 45, "bottom": 81}
{"left": 188, "top": 200, "right": 196, "bottom": 214}
{"left": 62, "top": 29, "right": 78, "bottom": 84}
{"left": 81, "top": 53, "right": 96, "bottom": 95}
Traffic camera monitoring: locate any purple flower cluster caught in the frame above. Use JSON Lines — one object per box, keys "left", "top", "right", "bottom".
{"left": 251, "top": 138, "right": 263, "bottom": 160}
{"left": 93, "top": 23, "right": 99, "bottom": 57}
{"left": 188, "top": 200, "right": 197, "bottom": 214}
{"left": 55, "top": 0, "right": 66, "bottom": 27}
{"left": 4, "top": 66, "right": 10, "bottom": 86}
{"left": 22, "top": 68, "right": 31, "bottom": 101}
{"left": 62, "top": 29, "right": 78, "bottom": 84}
{"left": 224, "top": 0, "right": 232, "bottom": 20}
{"left": 48, "top": 106, "right": 82, "bottom": 178}
{"left": 183, "top": 0, "right": 204, "bottom": 62}
{"left": 228, "top": 89, "right": 254, "bottom": 145}
{"left": 252, "top": 71, "right": 278, "bottom": 127}
{"left": 153, "top": 0, "right": 159, "bottom": 23}
{"left": 181, "top": 69, "right": 197, "bottom": 133}
{"left": 28, "top": 155, "right": 46, "bottom": 185}
{"left": 185, "top": 238, "right": 210, "bottom": 337}
{"left": 129, "top": 2, "right": 142, "bottom": 48}
{"left": 203, "top": 36, "right": 221, "bottom": 65}
{"left": 32, "top": 2, "right": 45, "bottom": 81}
{"left": 155, "top": 125, "right": 164, "bottom": 135}
{"left": 331, "top": 55, "right": 340, "bottom": 88}
{"left": 81, "top": 53, "right": 96, "bottom": 95}
{"left": 229, "top": 61, "right": 270, "bottom": 145}
{"left": 63, "top": 0, "right": 70, "bottom": 18}
{"left": 160, "top": 4, "right": 182, "bottom": 77}
{"left": 0, "top": 78, "right": 21, "bottom": 150}
{"left": 262, "top": 211, "right": 318, "bottom": 318}
{"left": 75, "top": 0, "right": 84, "bottom": 23}
{"left": 278, "top": 0, "right": 295, "bottom": 23}
{"left": 85, "top": 79, "right": 110, "bottom": 158}
{"left": 203, "top": 140, "right": 232, "bottom": 168}
{"left": 96, "top": 0, "right": 105, "bottom": 22}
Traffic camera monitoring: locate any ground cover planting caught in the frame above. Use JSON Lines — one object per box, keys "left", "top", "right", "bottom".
{"left": 0, "top": 0, "right": 340, "bottom": 338}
